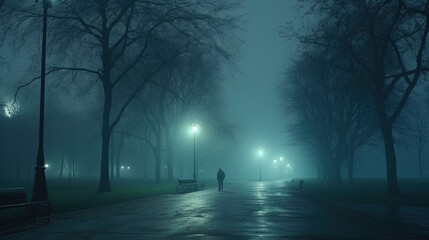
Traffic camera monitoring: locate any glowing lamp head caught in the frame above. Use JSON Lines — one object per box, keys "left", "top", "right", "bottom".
{"left": 192, "top": 124, "right": 198, "bottom": 133}
{"left": 258, "top": 150, "right": 263, "bottom": 156}
{"left": 121, "top": 166, "right": 124, "bottom": 169}
{"left": 274, "top": 159, "right": 277, "bottom": 163}
{"left": 127, "top": 166, "right": 130, "bottom": 170}
{"left": 44, "top": 164, "right": 49, "bottom": 168}
{"left": 280, "top": 157, "right": 283, "bottom": 161}
{"left": 3, "top": 104, "right": 15, "bottom": 118}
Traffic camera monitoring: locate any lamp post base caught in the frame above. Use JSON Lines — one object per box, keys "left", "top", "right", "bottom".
{"left": 32, "top": 151, "right": 48, "bottom": 202}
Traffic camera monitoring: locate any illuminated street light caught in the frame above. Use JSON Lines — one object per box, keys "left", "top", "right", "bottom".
{"left": 3, "top": 104, "right": 13, "bottom": 118}
{"left": 127, "top": 166, "right": 130, "bottom": 170}
{"left": 44, "top": 164, "right": 49, "bottom": 168}
{"left": 273, "top": 160, "right": 278, "bottom": 179}
{"left": 280, "top": 157, "right": 283, "bottom": 161}
{"left": 33, "top": 0, "right": 54, "bottom": 203}
{"left": 121, "top": 166, "right": 124, "bottom": 169}
{"left": 258, "top": 149, "right": 263, "bottom": 181}
{"left": 192, "top": 124, "right": 198, "bottom": 179}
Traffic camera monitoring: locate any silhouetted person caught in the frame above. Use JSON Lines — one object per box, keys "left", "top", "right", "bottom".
{"left": 217, "top": 168, "right": 225, "bottom": 191}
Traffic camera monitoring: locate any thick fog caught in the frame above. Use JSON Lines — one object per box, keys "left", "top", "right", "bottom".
{"left": 1, "top": 0, "right": 429, "bottom": 189}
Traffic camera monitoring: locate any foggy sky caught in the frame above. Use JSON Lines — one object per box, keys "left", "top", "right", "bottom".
{"left": 224, "top": 0, "right": 303, "bottom": 173}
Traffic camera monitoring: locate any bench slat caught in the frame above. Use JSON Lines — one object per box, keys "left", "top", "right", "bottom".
{"left": 178, "top": 178, "right": 197, "bottom": 184}
{"left": 0, "top": 188, "right": 27, "bottom": 205}
{"left": 0, "top": 188, "right": 50, "bottom": 223}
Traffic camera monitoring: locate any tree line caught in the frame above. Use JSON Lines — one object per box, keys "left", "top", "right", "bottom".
{"left": 0, "top": 0, "right": 240, "bottom": 191}
{"left": 281, "top": 0, "right": 429, "bottom": 194}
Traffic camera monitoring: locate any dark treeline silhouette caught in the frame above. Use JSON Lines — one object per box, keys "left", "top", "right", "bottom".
{"left": 282, "top": 0, "right": 429, "bottom": 194}
{"left": 281, "top": 52, "right": 378, "bottom": 184}
{"left": 0, "top": 0, "right": 240, "bottom": 191}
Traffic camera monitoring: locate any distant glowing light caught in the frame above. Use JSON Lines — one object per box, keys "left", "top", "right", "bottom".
{"left": 280, "top": 157, "right": 283, "bottom": 161}
{"left": 121, "top": 166, "right": 124, "bottom": 169}
{"left": 273, "top": 159, "right": 277, "bottom": 163}
{"left": 3, "top": 103, "right": 15, "bottom": 118}
{"left": 258, "top": 150, "right": 263, "bottom": 156}
{"left": 127, "top": 166, "right": 130, "bottom": 170}
{"left": 192, "top": 124, "right": 198, "bottom": 133}
{"left": 287, "top": 164, "right": 290, "bottom": 168}
{"left": 45, "top": 164, "right": 49, "bottom": 168}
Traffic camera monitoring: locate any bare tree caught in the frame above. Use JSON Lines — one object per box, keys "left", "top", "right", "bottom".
{"left": 286, "top": 0, "right": 429, "bottom": 194}
{"left": 4, "top": 0, "right": 239, "bottom": 191}
{"left": 404, "top": 102, "right": 429, "bottom": 178}
{"left": 282, "top": 53, "right": 378, "bottom": 183}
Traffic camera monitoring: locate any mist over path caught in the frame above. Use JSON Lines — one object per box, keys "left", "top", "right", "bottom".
{"left": 3, "top": 181, "right": 425, "bottom": 240}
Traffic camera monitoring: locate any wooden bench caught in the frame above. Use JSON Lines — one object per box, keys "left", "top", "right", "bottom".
{"left": 0, "top": 187, "right": 50, "bottom": 223}
{"left": 176, "top": 178, "right": 204, "bottom": 193}
{"left": 287, "top": 179, "right": 304, "bottom": 191}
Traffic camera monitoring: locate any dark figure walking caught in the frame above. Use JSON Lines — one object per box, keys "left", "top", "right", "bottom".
{"left": 217, "top": 168, "right": 225, "bottom": 191}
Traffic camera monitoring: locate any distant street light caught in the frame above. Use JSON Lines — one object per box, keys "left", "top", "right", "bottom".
{"left": 273, "top": 160, "right": 278, "bottom": 179}
{"left": 258, "top": 149, "right": 263, "bottom": 181}
{"left": 44, "top": 164, "right": 49, "bottom": 168}
{"left": 32, "top": 0, "right": 53, "bottom": 203}
{"left": 121, "top": 166, "right": 124, "bottom": 169}
{"left": 192, "top": 124, "right": 198, "bottom": 179}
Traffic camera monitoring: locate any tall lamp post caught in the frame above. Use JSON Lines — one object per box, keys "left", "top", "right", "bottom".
{"left": 32, "top": 0, "right": 52, "bottom": 202}
{"left": 192, "top": 124, "right": 198, "bottom": 179}
{"left": 258, "top": 149, "right": 263, "bottom": 181}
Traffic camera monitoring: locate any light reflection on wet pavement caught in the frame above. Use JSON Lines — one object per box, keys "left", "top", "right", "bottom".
{"left": 3, "top": 181, "right": 428, "bottom": 240}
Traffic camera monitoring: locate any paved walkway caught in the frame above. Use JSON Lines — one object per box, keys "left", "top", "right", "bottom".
{"left": 2, "top": 181, "right": 428, "bottom": 239}
{"left": 340, "top": 202, "right": 429, "bottom": 238}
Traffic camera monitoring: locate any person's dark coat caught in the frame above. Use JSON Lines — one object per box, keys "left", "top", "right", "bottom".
{"left": 217, "top": 169, "right": 225, "bottom": 181}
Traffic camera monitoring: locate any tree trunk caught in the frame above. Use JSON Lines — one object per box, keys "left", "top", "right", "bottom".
{"left": 59, "top": 148, "right": 64, "bottom": 179}
{"left": 98, "top": 2, "right": 112, "bottom": 192}
{"left": 418, "top": 144, "right": 423, "bottom": 178}
{"left": 376, "top": 96, "right": 399, "bottom": 194}
{"left": 347, "top": 152, "right": 354, "bottom": 184}
{"left": 110, "top": 133, "right": 115, "bottom": 179}
{"left": 165, "top": 127, "right": 174, "bottom": 181}
{"left": 99, "top": 103, "right": 112, "bottom": 191}
{"left": 327, "top": 160, "right": 341, "bottom": 184}
{"left": 154, "top": 147, "right": 161, "bottom": 183}
{"left": 143, "top": 153, "right": 147, "bottom": 179}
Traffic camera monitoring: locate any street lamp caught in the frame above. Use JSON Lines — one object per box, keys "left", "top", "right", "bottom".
{"left": 258, "top": 149, "right": 263, "bottom": 181}
{"left": 32, "top": 0, "right": 53, "bottom": 202}
{"left": 273, "top": 160, "right": 278, "bottom": 179}
{"left": 192, "top": 124, "right": 198, "bottom": 179}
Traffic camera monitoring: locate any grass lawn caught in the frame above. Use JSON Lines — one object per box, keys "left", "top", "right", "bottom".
{"left": 300, "top": 178, "right": 429, "bottom": 207}
{"left": 0, "top": 178, "right": 178, "bottom": 223}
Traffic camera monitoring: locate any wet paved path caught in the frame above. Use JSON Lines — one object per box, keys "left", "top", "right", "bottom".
{"left": 3, "top": 181, "right": 428, "bottom": 239}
